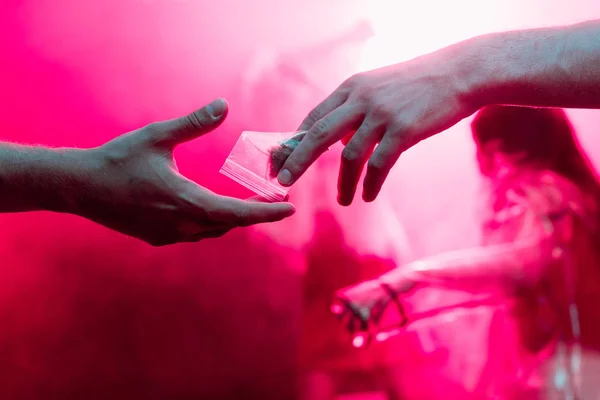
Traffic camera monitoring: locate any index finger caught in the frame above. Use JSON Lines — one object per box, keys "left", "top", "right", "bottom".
{"left": 297, "top": 89, "right": 348, "bottom": 132}
{"left": 278, "top": 105, "right": 364, "bottom": 186}
{"left": 215, "top": 196, "right": 296, "bottom": 227}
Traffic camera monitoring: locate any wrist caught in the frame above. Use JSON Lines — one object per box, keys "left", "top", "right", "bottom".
{"left": 43, "top": 148, "right": 101, "bottom": 215}
{"left": 0, "top": 144, "right": 101, "bottom": 214}
{"left": 450, "top": 27, "right": 573, "bottom": 110}
{"left": 445, "top": 34, "right": 497, "bottom": 114}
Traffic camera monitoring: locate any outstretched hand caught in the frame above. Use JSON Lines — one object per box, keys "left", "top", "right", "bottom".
{"left": 333, "top": 279, "right": 393, "bottom": 335}
{"left": 332, "top": 274, "right": 415, "bottom": 345}
{"left": 277, "top": 50, "right": 477, "bottom": 205}
{"left": 78, "top": 98, "right": 295, "bottom": 246}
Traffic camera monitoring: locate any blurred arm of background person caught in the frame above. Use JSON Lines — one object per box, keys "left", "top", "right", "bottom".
{"left": 0, "top": 99, "right": 295, "bottom": 246}
{"left": 277, "top": 19, "right": 600, "bottom": 204}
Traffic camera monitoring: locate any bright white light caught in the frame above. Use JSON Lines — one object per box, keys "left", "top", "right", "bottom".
{"left": 352, "top": 334, "right": 367, "bottom": 348}
{"left": 357, "top": 0, "right": 511, "bottom": 72}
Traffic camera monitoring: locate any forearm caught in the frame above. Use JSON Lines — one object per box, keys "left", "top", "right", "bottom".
{"left": 379, "top": 240, "right": 552, "bottom": 294}
{"left": 456, "top": 19, "right": 600, "bottom": 109}
{"left": 0, "top": 142, "right": 91, "bottom": 213}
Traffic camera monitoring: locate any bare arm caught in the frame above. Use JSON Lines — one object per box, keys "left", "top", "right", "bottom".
{"left": 379, "top": 237, "right": 556, "bottom": 295}
{"left": 331, "top": 236, "right": 557, "bottom": 334}
{"left": 281, "top": 19, "right": 600, "bottom": 204}
{"left": 380, "top": 201, "right": 563, "bottom": 294}
{"left": 462, "top": 19, "right": 600, "bottom": 110}
{"left": 0, "top": 143, "right": 89, "bottom": 213}
{"left": 0, "top": 99, "right": 296, "bottom": 246}
{"left": 335, "top": 182, "right": 574, "bottom": 319}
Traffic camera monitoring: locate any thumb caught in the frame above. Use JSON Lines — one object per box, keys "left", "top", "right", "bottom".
{"left": 153, "top": 98, "right": 229, "bottom": 147}
{"left": 247, "top": 194, "right": 290, "bottom": 203}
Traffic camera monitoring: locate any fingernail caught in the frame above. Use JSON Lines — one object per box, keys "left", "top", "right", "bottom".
{"left": 277, "top": 169, "right": 292, "bottom": 185}
{"left": 206, "top": 98, "right": 226, "bottom": 119}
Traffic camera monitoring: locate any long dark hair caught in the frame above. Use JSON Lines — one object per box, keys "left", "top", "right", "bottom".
{"left": 472, "top": 106, "right": 597, "bottom": 192}
{"left": 471, "top": 106, "right": 600, "bottom": 217}
{"left": 471, "top": 108, "right": 600, "bottom": 353}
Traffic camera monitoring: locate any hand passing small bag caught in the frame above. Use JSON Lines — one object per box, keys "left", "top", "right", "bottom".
{"left": 220, "top": 131, "right": 306, "bottom": 202}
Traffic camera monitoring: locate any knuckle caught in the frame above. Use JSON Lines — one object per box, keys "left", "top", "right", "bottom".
{"left": 370, "top": 105, "right": 394, "bottom": 121}
{"left": 309, "top": 119, "right": 330, "bottom": 141}
{"left": 389, "top": 122, "right": 414, "bottom": 148}
{"left": 368, "top": 154, "right": 388, "bottom": 172}
{"left": 341, "top": 145, "right": 361, "bottom": 164}
{"left": 342, "top": 73, "right": 363, "bottom": 89}
{"left": 144, "top": 122, "right": 161, "bottom": 135}
{"left": 340, "top": 76, "right": 355, "bottom": 91}
{"left": 184, "top": 110, "right": 209, "bottom": 131}
{"left": 390, "top": 115, "right": 412, "bottom": 131}
{"left": 306, "top": 108, "right": 322, "bottom": 126}
{"left": 390, "top": 120, "right": 408, "bottom": 134}
{"left": 355, "top": 89, "right": 375, "bottom": 106}
{"left": 349, "top": 76, "right": 370, "bottom": 93}
{"left": 141, "top": 122, "right": 164, "bottom": 145}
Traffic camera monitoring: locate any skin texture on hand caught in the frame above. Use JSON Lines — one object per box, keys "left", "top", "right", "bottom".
{"left": 63, "top": 99, "right": 296, "bottom": 246}
{"left": 277, "top": 46, "right": 475, "bottom": 206}
{"left": 277, "top": 19, "right": 600, "bottom": 206}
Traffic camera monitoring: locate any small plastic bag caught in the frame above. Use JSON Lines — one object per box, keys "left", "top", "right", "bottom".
{"left": 220, "top": 130, "right": 306, "bottom": 202}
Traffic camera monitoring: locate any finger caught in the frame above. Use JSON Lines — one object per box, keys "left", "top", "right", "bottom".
{"left": 338, "top": 296, "right": 365, "bottom": 324}
{"left": 150, "top": 98, "right": 229, "bottom": 147}
{"left": 278, "top": 105, "right": 364, "bottom": 187}
{"left": 297, "top": 90, "right": 348, "bottom": 132}
{"left": 337, "top": 120, "right": 384, "bottom": 206}
{"left": 247, "top": 195, "right": 268, "bottom": 203}
{"left": 246, "top": 194, "right": 290, "bottom": 203}
{"left": 215, "top": 196, "right": 296, "bottom": 227}
{"left": 362, "top": 128, "right": 405, "bottom": 202}
{"left": 370, "top": 298, "right": 391, "bottom": 325}
{"left": 346, "top": 302, "right": 370, "bottom": 330}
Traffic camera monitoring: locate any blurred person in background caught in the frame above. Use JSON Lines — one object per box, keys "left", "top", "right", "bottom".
{"left": 240, "top": 20, "right": 416, "bottom": 400}
{"left": 333, "top": 106, "right": 600, "bottom": 398}
{"left": 298, "top": 168, "right": 409, "bottom": 400}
